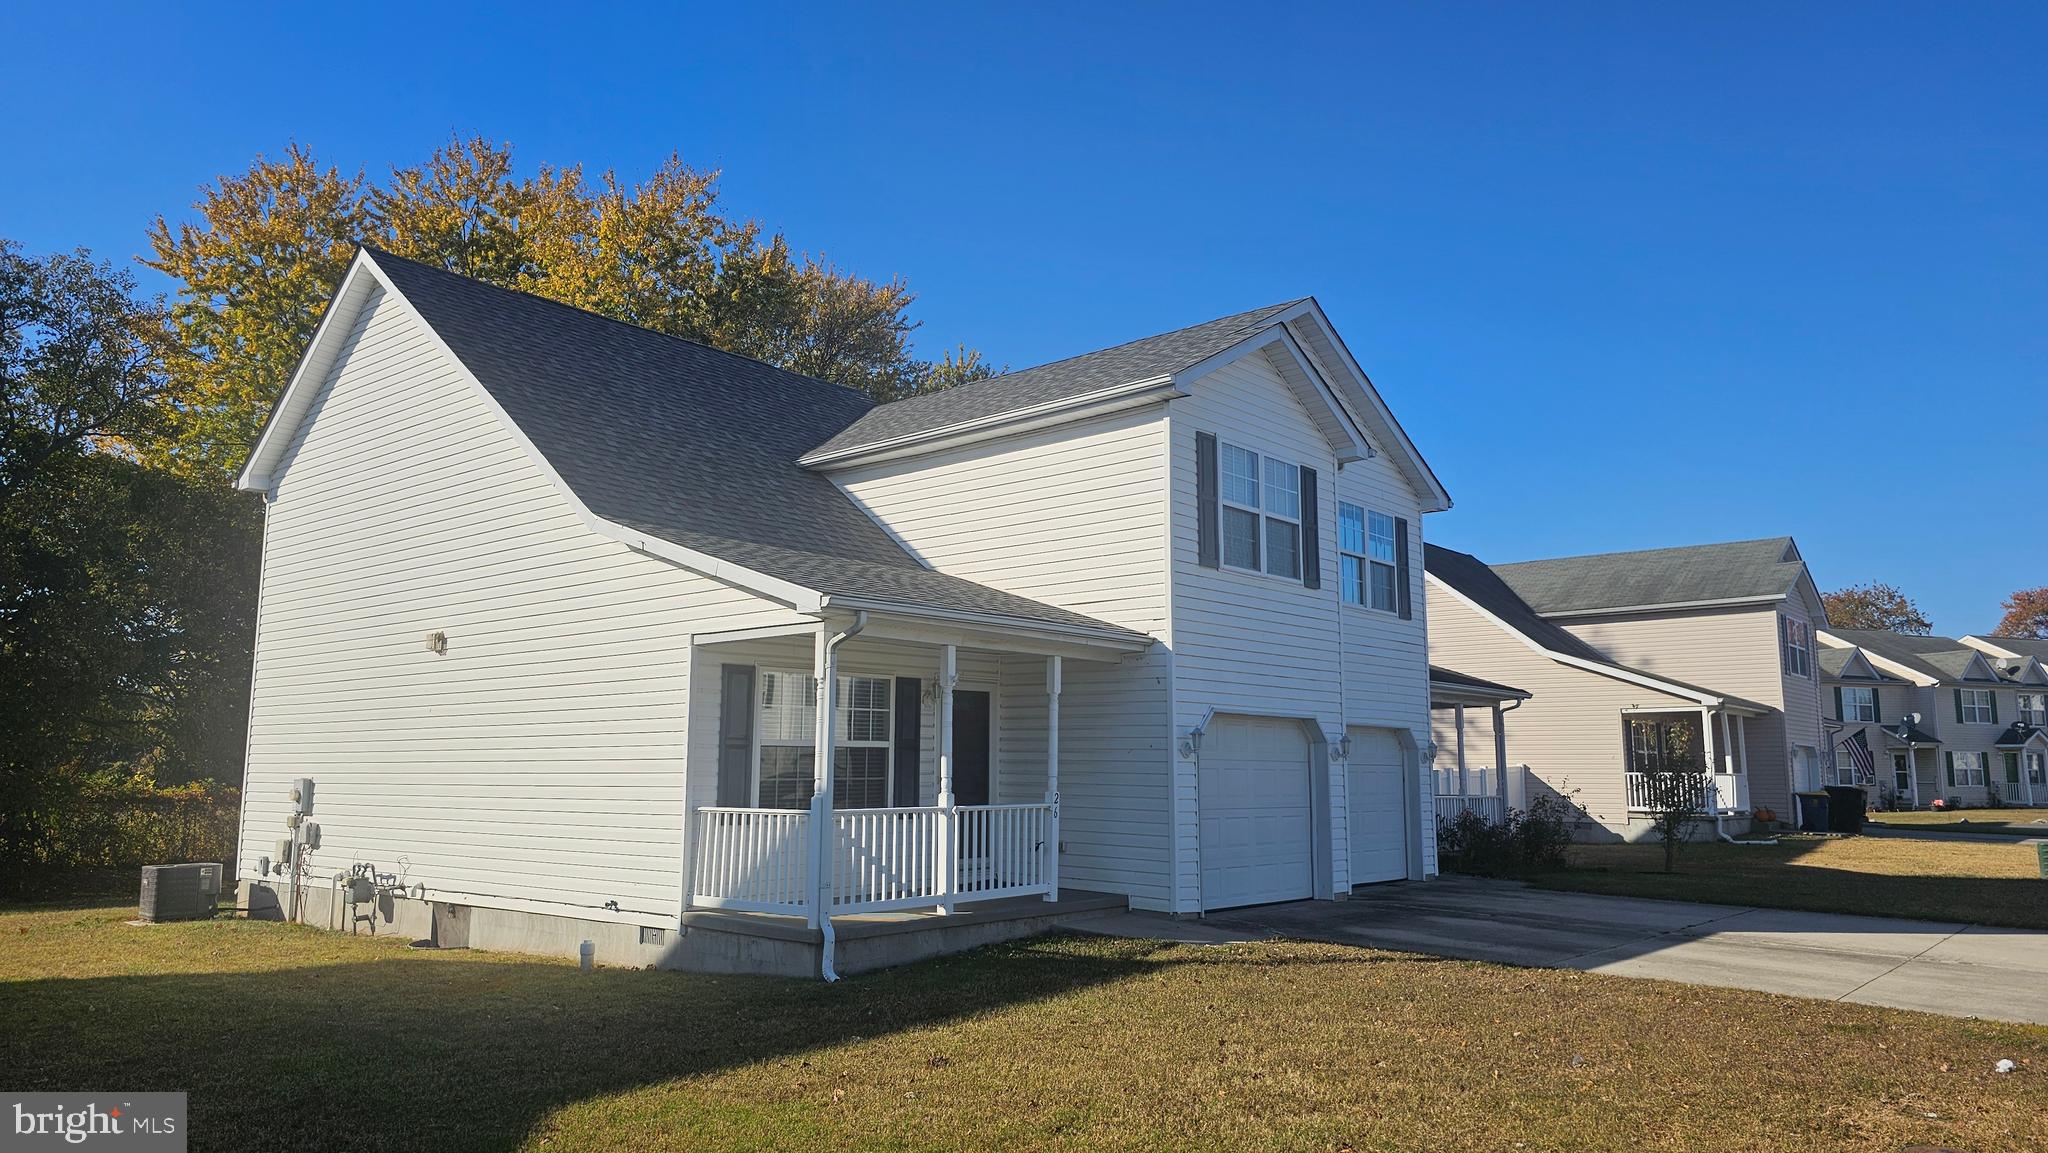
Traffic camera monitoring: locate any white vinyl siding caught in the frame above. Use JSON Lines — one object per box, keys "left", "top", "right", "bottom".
{"left": 240, "top": 286, "right": 807, "bottom": 927}
{"left": 1171, "top": 344, "right": 1434, "bottom": 904}
{"left": 830, "top": 409, "right": 1173, "bottom": 908}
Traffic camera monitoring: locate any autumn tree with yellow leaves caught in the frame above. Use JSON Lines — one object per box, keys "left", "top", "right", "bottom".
{"left": 144, "top": 136, "right": 992, "bottom": 475}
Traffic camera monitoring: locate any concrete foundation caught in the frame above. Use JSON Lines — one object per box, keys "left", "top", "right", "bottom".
{"left": 240, "top": 880, "right": 1125, "bottom": 978}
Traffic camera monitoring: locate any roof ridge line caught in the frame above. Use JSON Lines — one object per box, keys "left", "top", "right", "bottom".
{"left": 359, "top": 244, "right": 878, "bottom": 407}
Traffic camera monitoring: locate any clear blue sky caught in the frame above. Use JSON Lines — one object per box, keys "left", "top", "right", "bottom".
{"left": 5, "top": 3, "right": 2042, "bottom": 633}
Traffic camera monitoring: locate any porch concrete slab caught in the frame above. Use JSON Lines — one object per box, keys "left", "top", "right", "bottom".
{"left": 1203, "top": 877, "right": 2048, "bottom": 1025}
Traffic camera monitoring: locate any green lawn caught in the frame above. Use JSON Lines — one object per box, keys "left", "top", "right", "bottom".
{"left": 1866, "top": 809, "right": 2048, "bottom": 836}
{"left": 4, "top": 905, "right": 2045, "bottom": 1152}
{"left": 1525, "top": 836, "right": 2048, "bottom": 928}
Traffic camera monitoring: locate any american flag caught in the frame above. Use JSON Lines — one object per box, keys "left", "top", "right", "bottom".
{"left": 1838, "top": 729, "right": 1875, "bottom": 784}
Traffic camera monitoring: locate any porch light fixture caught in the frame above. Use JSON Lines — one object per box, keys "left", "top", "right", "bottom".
{"left": 1420, "top": 740, "right": 1438, "bottom": 766}
{"left": 1179, "top": 727, "right": 1204, "bottom": 758}
{"left": 1333, "top": 734, "right": 1352, "bottom": 760}
{"left": 425, "top": 631, "right": 448, "bottom": 655}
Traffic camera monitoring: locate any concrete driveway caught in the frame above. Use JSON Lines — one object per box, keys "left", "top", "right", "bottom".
{"left": 1077, "top": 877, "right": 2048, "bottom": 1025}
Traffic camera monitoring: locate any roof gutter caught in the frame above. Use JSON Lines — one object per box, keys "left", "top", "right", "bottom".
{"left": 798, "top": 376, "right": 1183, "bottom": 470}
{"left": 815, "top": 594, "right": 1154, "bottom": 652}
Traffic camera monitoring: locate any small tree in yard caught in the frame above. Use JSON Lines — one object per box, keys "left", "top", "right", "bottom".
{"left": 1640, "top": 761, "right": 1709, "bottom": 873}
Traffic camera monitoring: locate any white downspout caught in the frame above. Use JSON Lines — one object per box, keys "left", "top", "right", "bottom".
{"left": 812, "top": 611, "right": 868, "bottom": 983}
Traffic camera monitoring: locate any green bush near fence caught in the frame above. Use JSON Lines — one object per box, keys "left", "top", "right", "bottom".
{"left": 1, "top": 776, "right": 239, "bottom": 895}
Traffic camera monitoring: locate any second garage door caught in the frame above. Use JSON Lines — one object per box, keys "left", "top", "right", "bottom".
{"left": 1199, "top": 716, "right": 1314, "bottom": 909}
{"left": 1347, "top": 727, "right": 1410, "bottom": 884}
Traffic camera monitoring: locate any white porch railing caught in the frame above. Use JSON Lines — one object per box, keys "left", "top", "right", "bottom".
{"left": 1435, "top": 764, "right": 1520, "bottom": 826}
{"left": 692, "top": 807, "right": 811, "bottom": 914}
{"left": 693, "top": 802, "right": 1056, "bottom": 916}
{"left": 1625, "top": 772, "right": 1743, "bottom": 814}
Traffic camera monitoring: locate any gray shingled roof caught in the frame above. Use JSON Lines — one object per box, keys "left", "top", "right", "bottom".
{"left": 1827, "top": 628, "right": 2001, "bottom": 684}
{"left": 1425, "top": 544, "right": 1766, "bottom": 709}
{"left": 1489, "top": 537, "right": 1805, "bottom": 616}
{"left": 1428, "top": 665, "right": 1531, "bottom": 701}
{"left": 366, "top": 249, "right": 1148, "bottom": 641}
{"left": 1819, "top": 647, "right": 1901, "bottom": 682}
{"left": 1994, "top": 723, "right": 2048, "bottom": 748}
{"left": 1975, "top": 635, "right": 2048, "bottom": 662}
{"left": 805, "top": 300, "right": 1305, "bottom": 459}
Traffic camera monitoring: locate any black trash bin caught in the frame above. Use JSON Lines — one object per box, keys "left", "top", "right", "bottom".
{"left": 1795, "top": 791, "right": 1831, "bottom": 833}
{"left": 1824, "top": 785, "right": 1866, "bottom": 834}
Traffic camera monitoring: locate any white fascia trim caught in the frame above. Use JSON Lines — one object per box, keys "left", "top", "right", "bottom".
{"left": 256, "top": 250, "right": 826, "bottom": 615}
{"left": 1540, "top": 594, "right": 1787, "bottom": 620}
{"left": 815, "top": 594, "right": 1154, "bottom": 654}
{"left": 798, "top": 377, "right": 1183, "bottom": 470}
{"left": 1426, "top": 572, "right": 1728, "bottom": 707}
{"left": 1269, "top": 298, "right": 1453, "bottom": 513}
{"left": 236, "top": 253, "right": 381, "bottom": 491}
{"left": 1428, "top": 681, "right": 1533, "bottom": 705}
{"left": 1961, "top": 635, "right": 2024, "bottom": 660}
{"left": 1170, "top": 326, "right": 1371, "bottom": 463}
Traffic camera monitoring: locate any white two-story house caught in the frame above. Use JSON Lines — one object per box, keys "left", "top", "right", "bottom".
{"left": 231, "top": 248, "right": 1451, "bottom": 976}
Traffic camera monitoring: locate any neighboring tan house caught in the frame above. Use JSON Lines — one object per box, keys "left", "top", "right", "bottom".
{"left": 1426, "top": 538, "right": 1830, "bottom": 840}
{"left": 232, "top": 247, "right": 1452, "bottom": 977}
{"left": 1822, "top": 629, "right": 2048, "bottom": 808}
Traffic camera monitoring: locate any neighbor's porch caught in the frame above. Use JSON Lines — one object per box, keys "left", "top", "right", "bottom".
{"left": 1621, "top": 706, "right": 1758, "bottom": 815}
{"left": 680, "top": 614, "right": 1142, "bottom": 949}
{"left": 1428, "top": 666, "right": 1532, "bottom": 825}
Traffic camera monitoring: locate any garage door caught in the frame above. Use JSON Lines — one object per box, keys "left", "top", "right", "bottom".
{"left": 1199, "top": 716, "right": 1314, "bottom": 909}
{"left": 1347, "top": 727, "right": 1409, "bottom": 884}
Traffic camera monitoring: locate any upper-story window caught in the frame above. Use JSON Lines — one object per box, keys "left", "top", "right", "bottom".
{"left": 1839, "top": 686, "right": 1876, "bottom": 723}
{"left": 1958, "top": 688, "right": 1995, "bottom": 725}
{"left": 2020, "top": 692, "right": 2047, "bottom": 725}
{"left": 1220, "top": 442, "right": 1301, "bottom": 579}
{"left": 1338, "top": 502, "right": 1399, "bottom": 611}
{"left": 1779, "top": 616, "right": 1813, "bottom": 679}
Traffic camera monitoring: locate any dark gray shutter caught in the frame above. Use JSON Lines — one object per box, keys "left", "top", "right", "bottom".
{"left": 717, "top": 664, "right": 757, "bottom": 806}
{"left": 1394, "top": 517, "right": 1412, "bottom": 619}
{"left": 1833, "top": 686, "right": 1844, "bottom": 721}
{"left": 1299, "top": 465, "right": 1320, "bottom": 589}
{"left": 1990, "top": 692, "right": 1999, "bottom": 724}
{"left": 1945, "top": 751, "right": 1956, "bottom": 786}
{"left": 893, "top": 677, "right": 921, "bottom": 806}
{"left": 1868, "top": 685, "right": 1880, "bottom": 724}
{"left": 1955, "top": 689, "right": 1965, "bottom": 724}
{"left": 1196, "top": 432, "right": 1219, "bottom": 569}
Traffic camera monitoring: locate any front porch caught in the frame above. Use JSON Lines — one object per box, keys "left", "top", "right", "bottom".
{"left": 683, "top": 612, "right": 1145, "bottom": 976}
{"left": 1622, "top": 706, "right": 1756, "bottom": 816}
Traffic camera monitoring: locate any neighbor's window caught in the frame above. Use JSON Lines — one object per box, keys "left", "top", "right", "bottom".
{"left": 1779, "top": 616, "right": 1813, "bottom": 678}
{"left": 1219, "top": 441, "right": 1302, "bottom": 579}
{"left": 1840, "top": 686, "right": 1876, "bottom": 723}
{"left": 1337, "top": 502, "right": 1397, "bottom": 611}
{"left": 1960, "top": 688, "right": 1995, "bottom": 724}
{"left": 2029, "top": 752, "right": 2047, "bottom": 785}
{"left": 1893, "top": 753, "right": 1912, "bottom": 793}
{"left": 2020, "top": 692, "right": 2047, "bottom": 725}
{"left": 756, "top": 672, "right": 893, "bottom": 809}
{"left": 1952, "top": 750, "right": 1988, "bottom": 787}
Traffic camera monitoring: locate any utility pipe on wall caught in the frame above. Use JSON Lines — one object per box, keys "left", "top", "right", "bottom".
{"left": 811, "top": 611, "right": 867, "bottom": 983}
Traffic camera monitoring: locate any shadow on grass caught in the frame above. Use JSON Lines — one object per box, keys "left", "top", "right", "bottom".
{"left": 0, "top": 926, "right": 1245, "bottom": 1152}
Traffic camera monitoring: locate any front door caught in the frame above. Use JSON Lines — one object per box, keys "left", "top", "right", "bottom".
{"left": 952, "top": 690, "right": 992, "bottom": 806}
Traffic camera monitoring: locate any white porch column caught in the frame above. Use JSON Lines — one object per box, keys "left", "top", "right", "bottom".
{"left": 1907, "top": 743, "right": 1921, "bottom": 809}
{"left": 935, "top": 644, "right": 958, "bottom": 914}
{"left": 1491, "top": 702, "right": 1508, "bottom": 806}
{"left": 1719, "top": 709, "right": 1736, "bottom": 811}
{"left": 1699, "top": 708, "right": 1719, "bottom": 812}
{"left": 808, "top": 627, "right": 837, "bottom": 929}
{"left": 1453, "top": 703, "right": 1467, "bottom": 796}
{"left": 1044, "top": 655, "right": 1062, "bottom": 903}
{"left": 1737, "top": 715, "right": 1751, "bottom": 812}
